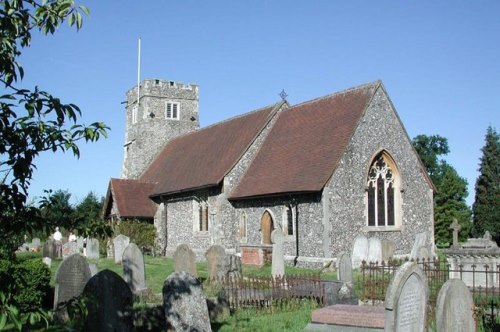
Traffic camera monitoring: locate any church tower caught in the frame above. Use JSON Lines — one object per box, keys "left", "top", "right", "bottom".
{"left": 121, "top": 79, "right": 200, "bottom": 179}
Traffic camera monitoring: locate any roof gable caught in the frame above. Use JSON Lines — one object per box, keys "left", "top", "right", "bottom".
{"left": 142, "top": 104, "right": 280, "bottom": 197}
{"left": 103, "top": 178, "right": 157, "bottom": 219}
{"left": 229, "top": 82, "right": 380, "bottom": 199}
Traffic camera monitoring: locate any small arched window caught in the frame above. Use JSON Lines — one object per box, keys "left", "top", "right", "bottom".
{"left": 199, "top": 201, "right": 208, "bottom": 232}
{"left": 239, "top": 212, "right": 247, "bottom": 242}
{"left": 283, "top": 205, "right": 295, "bottom": 236}
{"left": 367, "top": 152, "right": 400, "bottom": 227}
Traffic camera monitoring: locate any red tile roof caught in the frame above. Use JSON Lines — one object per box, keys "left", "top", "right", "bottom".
{"left": 142, "top": 104, "right": 280, "bottom": 197}
{"left": 105, "top": 178, "right": 157, "bottom": 218}
{"left": 229, "top": 82, "right": 380, "bottom": 199}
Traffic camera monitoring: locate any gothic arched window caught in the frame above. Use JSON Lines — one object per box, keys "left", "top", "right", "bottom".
{"left": 367, "top": 152, "right": 400, "bottom": 227}
{"left": 239, "top": 212, "right": 247, "bottom": 242}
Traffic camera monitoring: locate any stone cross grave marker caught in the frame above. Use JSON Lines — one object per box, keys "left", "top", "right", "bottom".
{"left": 123, "top": 243, "right": 147, "bottom": 293}
{"left": 271, "top": 229, "right": 285, "bottom": 277}
{"left": 86, "top": 238, "right": 100, "bottom": 259}
{"left": 384, "top": 261, "right": 428, "bottom": 332}
{"left": 205, "top": 245, "right": 226, "bottom": 280}
{"left": 62, "top": 241, "right": 78, "bottom": 259}
{"left": 352, "top": 235, "right": 368, "bottom": 268}
{"left": 54, "top": 254, "right": 92, "bottom": 320}
{"left": 43, "top": 240, "right": 57, "bottom": 259}
{"left": 113, "top": 234, "right": 130, "bottom": 264}
{"left": 436, "top": 279, "right": 475, "bottom": 332}
{"left": 173, "top": 244, "right": 197, "bottom": 277}
{"left": 449, "top": 219, "right": 461, "bottom": 248}
{"left": 163, "top": 271, "right": 212, "bottom": 332}
{"left": 367, "top": 237, "right": 382, "bottom": 263}
{"left": 337, "top": 252, "right": 352, "bottom": 283}
{"left": 83, "top": 269, "right": 134, "bottom": 332}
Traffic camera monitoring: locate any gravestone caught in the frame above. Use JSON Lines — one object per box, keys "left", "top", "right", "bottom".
{"left": 83, "top": 269, "right": 134, "bottom": 332}
{"left": 352, "top": 235, "right": 369, "bottom": 268}
{"left": 337, "top": 252, "right": 352, "bottom": 283}
{"left": 163, "top": 271, "right": 212, "bottom": 332}
{"left": 89, "top": 263, "right": 97, "bottom": 276}
{"left": 385, "top": 261, "right": 428, "bottom": 332}
{"left": 271, "top": 229, "right": 285, "bottom": 277}
{"left": 449, "top": 219, "right": 461, "bottom": 248}
{"left": 122, "top": 243, "right": 147, "bottom": 293}
{"left": 76, "top": 236, "right": 85, "bottom": 251}
{"left": 381, "top": 239, "right": 395, "bottom": 262}
{"left": 173, "top": 244, "right": 197, "bottom": 277}
{"left": 205, "top": 245, "right": 226, "bottom": 279}
{"left": 86, "top": 238, "right": 100, "bottom": 259}
{"left": 418, "top": 246, "right": 430, "bottom": 261}
{"left": 113, "top": 234, "right": 130, "bottom": 264}
{"left": 42, "top": 257, "right": 52, "bottom": 268}
{"left": 62, "top": 241, "right": 78, "bottom": 259}
{"left": 32, "top": 237, "right": 41, "bottom": 248}
{"left": 106, "top": 239, "right": 114, "bottom": 259}
{"left": 54, "top": 254, "right": 92, "bottom": 312}
{"left": 43, "top": 240, "right": 57, "bottom": 259}
{"left": 410, "top": 232, "right": 428, "bottom": 259}
{"left": 436, "top": 279, "right": 475, "bottom": 332}
{"left": 368, "top": 237, "right": 382, "bottom": 263}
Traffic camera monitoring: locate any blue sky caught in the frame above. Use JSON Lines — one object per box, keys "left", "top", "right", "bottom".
{"left": 21, "top": 1, "right": 499, "bottom": 206}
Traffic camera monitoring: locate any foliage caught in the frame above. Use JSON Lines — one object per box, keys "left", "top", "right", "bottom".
{"left": 40, "top": 189, "right": 73, "bottom": 228}
{"left": 11, "top": 258, "right": 51, "bottom": 313}
{"left": 116, "top": 220, "right": 156, "bottom": 251}
{"left": 412, "top": 134, "right": 472, "bottom": 245}
{"left": 472, "top": 126, "right": 500, "bottom": 242}
{"left": 0, "top": 0, "right": 109, "bottom": 259}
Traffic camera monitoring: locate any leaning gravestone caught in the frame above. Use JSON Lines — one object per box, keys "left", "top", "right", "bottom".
{"left": 337, "top": 252, "right": 352, "bottom": 284}
{"left": 122, "top": 243, "right": 147, "bottom": 293}
{"left": 54, "top": 254, "right": 92, "bottom": 320}
{"left": 352, "top": 235, "right": 369, "bottom": 268}
{"left": 367, "top": 237, "right": 382, "bottom": 263}
{"left": 410, "top": 232, "right": 427, "bottom": 260}
{"left": 173, "top": 244, "right": 197, "bottom": 277}
{"left": 205, "top": 245, "right": 226, "bottom": 279}
{"left": 385, "top": 261, "right": 428, "bottom": 332}
{"left": 62, "top": 241, "right": 78, "bottom": 259}
{"left": 86, "top": 238, "right": 100, "bottom": 259}
{"left": 436, "top": 279, "right": 475, "bottom": 332}
{"left": 271, "top": 229, "right": 285, "bottom": 277}
{"left": 43, "top": 240, "right": 57, "bottom": 259}
{"left": 113, "top": 234, "right": 130, "bottom": 264}
{"left": 163, "top": 271, "right": 212, "bottom": 332}
{"left": 83, "top": 269, "right": 134, "bottom": 332}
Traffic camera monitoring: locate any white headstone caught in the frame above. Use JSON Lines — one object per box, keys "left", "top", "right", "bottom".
{"left": 367, "top": 237, "right": 382, "bottom": 263}
{"left": 122, "top": 243, "right": 147, "bottom": 293}
{"left": 113, "top": 234, "right": 130, "bottom": 264}
{"left": 271, "top": 229, "right": 285, "bottom": 277}
{"left": 410, "top": 232, "right": 427, "bottom": 259}
{"left": 436, "top": 279, "right": 475, "bottom": 332}
{"left": 62, "top": 241, "right": 78, "bottom": 259}
{"left": 42, "top": 257, "right": 52, "bottom": 268}
{"left": 352, "top": 235, "right": 369, "bottom": 268}
{"left": 337, "top": 252, "right": 352, "bottom": 283}
{"left": 86, "top": 238, "right": 100, "bottom": 259}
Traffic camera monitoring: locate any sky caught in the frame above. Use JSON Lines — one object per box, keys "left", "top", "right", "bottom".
{"left": 20, "top": 1, "right": 499, "bottom": 206}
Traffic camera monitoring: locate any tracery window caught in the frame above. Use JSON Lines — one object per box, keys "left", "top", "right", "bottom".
{"left": 367, "top": 153, "right": 399, "bottom": 227}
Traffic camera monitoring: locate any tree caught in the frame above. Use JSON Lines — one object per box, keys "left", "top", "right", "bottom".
{"left": 73, "top": 191, "right": 108, "bottom": 238}
{"left": 0, "top": 0, "right": 109, "bottom": 258}
{"left": 472, "top": 126, "right": 500, "bottom": 242}
{"left": 412, "top": 134, "right": 472, "bottom": 246}
{"left": 40, "top": 189, "right": 73, "bottom": 228}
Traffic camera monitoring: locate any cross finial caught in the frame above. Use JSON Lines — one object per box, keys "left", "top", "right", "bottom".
{"left": 279, "top": 89, "right": 288, "bottom": 101}
{"left": 449, "top": 219, "right": 461, "bottom": 247}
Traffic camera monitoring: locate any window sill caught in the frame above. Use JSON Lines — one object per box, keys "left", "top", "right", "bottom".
{"left": 194, "top": 231, "right": 210, "bottom": 237}
{"left": 364, "top": 226, "right": 401, "bottom": 232}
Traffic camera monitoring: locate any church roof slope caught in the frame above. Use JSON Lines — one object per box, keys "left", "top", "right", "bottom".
{"left": 144, "top": 104, "right": 279, "bottom": 197}
{"left": 229, "top": 81, "right": 380, "bottom": 199}
{"left": 104, "top": 178, "right": 157, "bottom": 218}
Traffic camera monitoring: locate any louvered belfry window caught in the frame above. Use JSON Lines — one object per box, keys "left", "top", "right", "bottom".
{"left": 166, "top": 102, "right": 179, "bottom": 120}
{"left": 367, "top": 154, "right": 396, "bottom": 227}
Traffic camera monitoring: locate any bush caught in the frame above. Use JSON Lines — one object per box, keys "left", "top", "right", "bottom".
{"left": 116, "top": 220, "right": 156, "bottom": 251}
{"left": 12, "top": 259, "right": 51, "bottom": 312}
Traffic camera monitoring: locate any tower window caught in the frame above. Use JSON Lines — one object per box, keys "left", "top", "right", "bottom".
{"left": 165, "top": 102, "right": 180, "bottom": 120}
{"left": 132, "top": 106, "right": 138, "bottom": 124}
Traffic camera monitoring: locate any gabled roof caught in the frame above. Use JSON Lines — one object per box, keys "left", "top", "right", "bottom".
{"left": 103, "top": 178, "right": 157, "bottom": 219}
{"left": 229, "top": 81, "right": 380, "bottom": 199}
{"left": 142, "top": 103, "right": 281, "bottom": 197}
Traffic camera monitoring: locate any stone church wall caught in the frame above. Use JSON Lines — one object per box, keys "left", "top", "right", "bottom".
{"left": 324, "top": 86, "right": 434, "bottom": 258}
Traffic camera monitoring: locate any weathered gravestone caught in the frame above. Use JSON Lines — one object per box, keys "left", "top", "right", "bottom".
{"left": 122, "top": 243, "right": 147, "bottom": 293}
{"left": 113, "top": 234, "right": 130, "bottom": 264}
{"left": 76, "top": 236, "right": 85, "bottom": 252}
{"left": 271, "top": 229, "right": 285, "bottom": 277}
{"left": 163, "top": 271, "right": 212, "bottom": 332}
{"left": 83, "top": 269, "right": 134, "bottom": 332}
{"left": 31, "top": 237, "right": 41, "bottom": 248}
{"left": 436, "top": 279, "right": 475, "bottom": 332}
{"left": 106, "top": 239, "right": 114, "bottom": 259}
{"left": 368, "top": 237, "right": 382, "bottom": 263}
{"left": 381, "top": 239, "right": 395, "bottom": 262}
{"left": 43, "top": 240, "right": 57, "bottom": 259}
{"left": 86, "top": 238, "right": 100, "bottom": 259}
{"left": 352, "top": 235, "right": 369, "bottom": 268}
{"left": 173, "top": 244, "right": 197, "bottom": 277}
{"left": 54, "top": 254, "right": 92, "bottom": 319}
{"left": 337, "top": 252, "right": 352, "bottom": 283}
{"left": 62, "top": 241, "right": 78, "bottom": 259}
{"left": 410, "top": 232, "right": 428, "bottom": 260}
{"left": 89, "top": 263, "right": 98, "bottom": 276}
{"left": 206, "top": 245, "right": 242, "bottom": 280}
{"left": 385, "top": 261, "right": 428, "bottom": 332}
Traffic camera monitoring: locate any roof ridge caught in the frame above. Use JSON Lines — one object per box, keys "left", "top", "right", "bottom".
{"left": 288, "top": 80, "right": 381, "bottom": 110}
{"left": 112, "top": 178, "right": 157, "bottom": 184}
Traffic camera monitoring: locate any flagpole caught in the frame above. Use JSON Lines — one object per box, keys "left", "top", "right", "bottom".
{"left": 137, "top": 37, "right": 141, "bottom": 106}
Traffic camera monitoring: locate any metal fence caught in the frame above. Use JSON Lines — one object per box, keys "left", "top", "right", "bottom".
{"left": 205, "top": 273, "right": 325, "bottom": 311}
{"left": 359, "top": 258, "right": 500, "bottom": 327}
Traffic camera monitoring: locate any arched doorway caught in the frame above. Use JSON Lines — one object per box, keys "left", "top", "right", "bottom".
{"left": 260, "top": 211, "right": 274, "bottom": 244}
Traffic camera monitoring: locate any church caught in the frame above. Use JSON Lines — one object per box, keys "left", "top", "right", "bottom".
{"left": 103, "top": 79, "right": 435, "bottom": 267}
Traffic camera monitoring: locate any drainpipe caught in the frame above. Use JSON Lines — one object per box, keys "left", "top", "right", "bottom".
{"left": 292, "top": 197, "right": 299, "bottom": 266}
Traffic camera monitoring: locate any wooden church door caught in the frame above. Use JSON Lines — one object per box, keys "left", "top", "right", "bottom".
{"left": 260, "top": 211, "right": 274, "bottom": 244}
